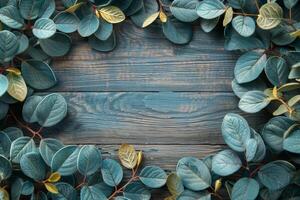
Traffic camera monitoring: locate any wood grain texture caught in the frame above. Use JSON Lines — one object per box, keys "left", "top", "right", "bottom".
{"left": 51, "top": 21, "right": 239, "bottom": 92}
{"left": 42, "top": 92, "right": 268, "bottom": 145}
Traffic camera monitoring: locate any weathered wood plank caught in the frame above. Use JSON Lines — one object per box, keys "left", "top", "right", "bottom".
{"left": 42, "top": 92, "right": 268, "bottom": 145}
{"left": 51, "top": 21, "right": 239, "bottom": 92}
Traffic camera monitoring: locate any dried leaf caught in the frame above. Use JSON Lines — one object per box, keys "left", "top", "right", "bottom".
{"left": 142, "top": 12, "right": 159, "bottom": 28}
{"left": 47, "top": 172, "right": 61, "bottom": 183}
{"left": 98, "top": 6, "right": 125, "bottom": 24}
{"left": 223, "top": 7, "right": 233, "bottom": 27}
{"left": 118, "top": 144, "right": 138, "bottom": 169}
{"left": 44, "top": 182, "right": 59, "bottom": 194}
{"left": 159, "top": 10, "right": 168, "bottom": 23}
{"left": 6, "top": 67, "right": 21, "bottom": 75}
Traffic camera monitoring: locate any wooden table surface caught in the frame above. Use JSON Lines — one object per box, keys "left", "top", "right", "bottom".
{"left": 48, "top": 21, "right": 268, "bottom": 198}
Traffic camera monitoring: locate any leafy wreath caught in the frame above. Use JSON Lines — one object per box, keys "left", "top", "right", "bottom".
{"left": 0, "top": 0, "right": 300, "bottom": 199}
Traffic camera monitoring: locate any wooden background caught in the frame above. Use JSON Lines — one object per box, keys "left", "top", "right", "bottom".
{"left": 47, "top": 21, "right": 268, "bottom": 198}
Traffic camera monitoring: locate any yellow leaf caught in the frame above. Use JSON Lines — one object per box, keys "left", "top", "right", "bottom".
{"left": 214, "top": 179, "right": 222, "bottom": 192}
{"left": 272, "top": 86, "right": 278, "bottom": 99}
{"left": 47, "top": 172, "right": 61, "bottom": 183}
{"left": 0, "top": 187, "right": 9, "bottom": 200}
{"left": 7, "top": 72, "right": 27, "bottom": 102}
{"left": 118, "top": 144, "right": 138, "bottom": 169}
{"left": 98, "top": 6, "right": 125, "bottom": 24}
{"left": 167, "top": 173, "right": 183, "bottom": 196}
{"left": 65, "top": 2, "right": 84, "bottom": 13}
{"left": 44, "top": 183, "right": 59, "bottom": 194}
{"left": 159, "top": 10, "right": 167, "bottom": 23}
{"left": 290, "top": 30, "right": 300, "bottom": 38}
{"left": 142, "top": 12, "right": 159, "bottom": 28}
{"left": 6, "top": 67, "right": 21, "bottom": 75}
{"left": 223, "top": 7, "right": 233, "bottom": 27}
{"left": 257, "top": 2, "right": 283, "bottom": 30}
{"left": 137, "top": 150, "right": 143, "bottom": 166}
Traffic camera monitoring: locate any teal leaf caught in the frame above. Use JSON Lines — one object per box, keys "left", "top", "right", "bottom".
{"left": 53, "top": 12, "right": 79, "bottom": 33}
{"left": 162, "top": 18, "right": 193, "bottom": 45}
{"left": 22, "top": 95, "right": 43, "bottom": 123}
{"left": 228, "top": 0, "right": 245, "bottom": 9}
{"left": 80, "top": 185, "right": 108, "bottom": 200}
{"left": 19, "top": 0, "right": 44, "bottom": 20}
{"left": 283, "top": 130, "right": 300, "bottom": 153}
{"left": 251, "top": 129, "right": 266, "bottom": 162}
{"left": 78, "top": 14, "right": 99, "bottom": 37}
{"left": 0, "top": 30, "right": 19, "bottom": 63}
{"left": 262, "top": 116, "right": 295, "bottom": 152}
{"left": 259, "top": 188, "right": 283, "bottom": 200}
{"left": 51, "top": 145, "right": 80, "bottom": 176}
{"left": 61, "top": 0, "right": 76, "bottom": 8}
{"left": 40, "top": 32, "right": 72, "bottom": 57}
{"left": 51, "top": 182, "right": 77, "bottom": 200}
{"left": 0, "top": 5, "right": 24, "bottom": 29}
{"left": 0, "top": 102, "right": 8, "bottom": 120}
{"left": 196, "top": 0, "right": 225, "bottom": 19}
{"left": 0, "top": 131, "right": 11, "bottom": 157}
{"left": 177, "top": 190, "right": 211, "bottom": 200}
{"left": 139, "top": 166, "right": 167, "bottom": 188}
{"left": 234, "top": 50, "right": 267, "bottom": 84}
{"left": 170, "top": 0, "right": 199, "bottom": 22}
{"left": 245, "top": 138, "right": 258, "bottom": 162}
{"left": 125, "top": 0, "right": 143, "bottom": 16}
{"left": 10, "top": 136, "right": 36, "bottom": 163}
{"left": 231, "top": 78, "right": 267, "bottom": 98}
{"left": 222, "top": 113, "right": 251, "bottom": 152}
{"left": 101, "top": 159, "right": 123, "bottom": 187}
{"left": 2, "top": 127, "right": 23, "bottom": 141}
{"left": 232, "top": 16, "right": 255, "bottom": 37}
{"left": 0, "top": 155, "right": 12, "bottom": 181}
{"left": 176, "top": 157, "right": 211, "bottom": 191}
{"left": 20, "top": 152, "right": 46, "bottom": 180}
{"left": 130, "top": 0, "right": 158, "bottom": 27}
{"left": 124, "top": 181, "right": 151, "bottom": 200}
{"left": 88, "top": 32, "right": 116, "bottom": 52}
{"left": 14, "top": 31, "right": 29, "bottom": 54}
{"left": 21, "top": 180, "right": 34, "bottom": 195}
{"left": 40, "top": 138, "right": 64, "bottom": 166}
{"left": 283, "top": 0, "right": 299, "bottom": 9}
{"left": 232, "top": 178, "right": 259, "bottom": 200}
{"left": 258, "top": 160, "right": 294, "bottom": 190}
{"left": 33, "top": 18, "right": 56, "bottom": 39}
{"left": 0, "top": 74, "right": 8, "bottom": 97}
{"left": 238, "top": 90, "right": 270, "bottom": 113}
{"left": 35, "top": 93, "right": 67, "bottom": 127}
{"left": 212, "top": 149, "right": 242, "bottom": 176}
{"left": 11, "top": 178, "right": 23, "bottom": 200}
{"left": 265, "top": 56, "right": 289, "bottom": 87}
{"left": 39, "top": 0, "right": 55, "bottom": 18}
{"left": 200, "top": 17, "right": 219, "bottom": 33}
{"left": 271, "top": 25, "right": 296, "bottom": 46}
{"left": 94, "top": 18, "right": 113, "bottom": 41}
{"left": 77, "top": 145, "right": 102, "bottom": 176}
{"left": 21, "top": 60, "right": 57, "bottom": 90}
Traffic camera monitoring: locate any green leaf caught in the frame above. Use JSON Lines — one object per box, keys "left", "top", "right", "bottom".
{"left": 33, "top": 18, "right": 56, "bottom": 39}
{"left": 53, "top": 12, "right": 79, "bottom": 33}
{"left": 232, "top": 16, "right": 255, "bottom": 37}
{"left": 232, "top": 178, "right": 259, "bottom": 200}
{"left": 231, "top": 78, "right": 267, "bottom": 98}
{"left": 212, "top": 149, "right": 242, "bottom": 176}
{"left": 289, "top": 62, "right": 300, "bottom": 80}
{"left": 258, "top": 160, "right": 294, "bottom": 190}
{"left": 222, "top": 113, "right": 251, "bottom": 152}
{"left": 170, "top": 0, "right": 199, "bottom": 22}
{"left": 0, "top": 102, "right": 8, "bottom": 120}
{"left": 0, "top": 74, "right": 8, "bottom": 97}
{"left": 238, "top": 90, "right": 270, "bottom": 113}
{"left": 40, "top": 138, "right": 64, "bottom": 166}
{"left": 19, "top": 0, "right": 44, "bottom": 20}
{"left": 94, "top": 18, "right": 113, "bottom": 41}
{"left": 139, "top": 166, "right": 167, "bottom": 188}
{"left": 0, "top": 5, "right": 24, "bottom": 29}
{"left": 7, "top": 73, "right": 27, "bottom": 102}
{"left": 196, "top": 0, "right": 225, "bottom": 19}
{"left": 14, "top": 31, "right": 29, "bottom": 54}
{"left": 101, "top": 159, "right": 123, "bottom": 187}
{"left": 162, "top": 18, "right": 192, "bottom": 44}
{"left": 200, "top": 17, "right": 219, "bottom": 33}
{"left": 21, "top": 60, "right": 57, "bottom": 90}
{"left": 51, "top": 145, "right": 80, "bottom": 176}
{"left": 22, "top": 95, "right": 43, "bottom": 123}
{"left": 88, "top": 32, "right": 116, "bottom": 52}
{"left": 131, "top": 0, "right": 159, "bottom": 27}
{"left": 0, "top": 131, "right": 11, "bottom": 157}
{"left": 39, "top": 32, "right": 72, "bottom": 57}
{"left": 0, "top": 155, "right": 12, "bottom": 181}
{"left": 265, "top": 56, "right": 289, "bottom": 87}
{"left": 283, "top": 130, "right": 300, "bottom": 153}
{"left": 80, "top": 185, "right": 108, "bottom": 200}
{"left": 20, "top": 152, "right": 46, "bottom": 181}
{"left": 78, "top": 14, "right": 99, "bottom": 37}
{"left": 35, "top": 93, "right": 67, "bottom": 127}
{"left": 176, "top": 157, "right": 211, "bottom": 191}
{"left": 51, "top": 182, "right": 77, "bottom": 200}
{"left": 283, "top": 0, "right": 299, "bottom": 9}
{"left": 61, "top": 0, "right": 76, "bottom": 8}
{"left": 125, "top": 0, "right": 143, "bottom": 16}
{"left": 0, "top": 30, "right": 19, "bottom": 63}
{"left": 77, "top": 145, "right": 102, "bottom": 176}
{"left": 2, "top": 127, "right": 23, "bottom": 141}
{"left": 124, "top": 181, "right": 151, "bottom": 200}
{"left": 257, "top": 2, "right": 283, "bottom": 30}
{"left": 166, "top": 173, "right": 184, "bottom": 196}
{"left": 234, "top": 50, "right": 267, "bottom": 84}
{"left": 10, "top": 136, "right": 36, "bottom": 163}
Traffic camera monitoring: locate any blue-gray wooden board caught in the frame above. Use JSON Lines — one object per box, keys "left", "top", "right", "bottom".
{"left": 50, "top": 21, "right": 268, "bottom": 198}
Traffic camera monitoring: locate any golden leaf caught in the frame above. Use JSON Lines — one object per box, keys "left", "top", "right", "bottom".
{"left": 7, "top": 72, "right": 27, "bottom": 102}
{"left": 257, "top": 2, "right": 283, "bottom": 30}
{"left": 159, "top": 11, "right": 167, "bottom": 23}
{"left": 0, "top": 187, "right": 9, "bottom": 200}
{"left": 44, "top": 183, "right": 59, "bottom": 194}
{"left": 214, "top": 179, "right": 222, "bottom": 192}
{"left": 98, "top": 6, "right": 125, "bottom": 24}
{"left": 272, "top": 86, "right": 278, "bottom": 99}
{"left": 137, "top": 150, "right": 143, "bottom": 166}
{"left": 223, "top": 7, "right": 233, "bottom": 27}
{"left": 118, "top": 144, "right": 138, "bottom": 169}
{"left": 65, "top": 2, "right": 84, "bottom": 13}
{"left": 290, "top": 30, "right": 300, "bottom": 38}
{"left": 142, "top": 12, "right": 159, "bottom": 28}
{"left": 6, "top": 67, "right": 21, "bottom": 75}
{"left": 167, "top": 173, "right": 184, "bottom": 196}
{"left": 47, "top": 172, "right": 61, "bottom": 183}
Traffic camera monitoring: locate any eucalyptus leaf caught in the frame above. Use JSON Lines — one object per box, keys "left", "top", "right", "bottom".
{"left": 101, "top": 159, "right": 123, "bottom": 187}
{"left": 77, "top": 145, "right": 102, "bottom": 176}
{"left": 170, "top": 0, "right": 199, "bottom": 22}
{"left": 33, "top": 18, "right": 56, "bottom": 39}
{"left": 0, "top": 131, "right": 11, "bottom": 157}
{"left": 39, "top": 33, "right": 72, "bottom": 57}
{"left": 232, "top": 16, "right": 255, "bottom": 37}
{"left": 94, "top": 18, "right": 113, "bottom": 41}
{"left": 88, "top": 32, "right": 116, "bottom": 52}
{"left": 139, "top": 166, "right": 167, "bottom": 188}
{"left": 162, "top": 18, "right": 193, "bottom": 44}
{"left": 40, "top": 138, "right": 64, "bottom": 166}
{"left": 0, "top": 74, "right": 8, "bottom": 97}
{"left": 10, "top": 136, "right": 36, "bottom": 163}
{"left": 51, "top": 182, "right": 77, "bottom": 200}
{"left": 0, "top": 30, "right": 19, "bottom": 63}
{"left": 265, "top": 56, "right": 289, "bottom": 87}
{"left": 212, "top": 149, "right": 242, "bottom": 176}
{"left": 20, "top": 152, "right": 46, "bottom": 181}
{"left": 232, "top": 178, "right": 259, "bottom": 200}
{"left": 80, "top": 185, "right": 107, "bottom": 200}
{"left": 0, "top": 5, "right": 24, "bottom": 29}
{"left": 78, "top": 14, "right": 99, "bottom": 37}
{"left": 53, "top": 12, "right": 79, "bottom": 33}
{"left": 257, "top": 2, "right": 283, "bottom": 30}
{"left": 130, "top": 0, "right": 159, "bottom": 27}
{"left": 238, "top": 90, "right": 270, "bottom": 113}
{"left": 196, "top": 0, "right": 225, "bottom": 19}
{"left": 283, "top": 129, "right": 300, "bottom": 153}
{"left": 200, "top": 17, "right": 219, "bottom": 33}
{"left": 123, "top": 181, "right": 151, "bottom": 200}
{"left": 0, "top": 155, "right": 12, "bottom": 181}
{"left": 19, "top": 0, "right": 44, "bottom": 20}
{"left": 22, "top": 95, "right": 43, "bottom": 123}
{"left": 2, "top": 127, "right": 23, "bottom": 141}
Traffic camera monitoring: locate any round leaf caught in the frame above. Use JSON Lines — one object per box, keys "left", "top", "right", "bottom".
{"left": 98, "top": 6, "right": 125, "bottom": 24}
{"left": 88, "top": 32, "right": 116, "bottom": 52}
{"left": 2, "top": 127, "right": 23, "bottom": 141}
{"left": 257, "top": 3, "right": 283, "bottom": 30}
{"left": 7, "top": 73, "right": 27, "bottom": 102}
{"left": 33, "top": 18, "right": 56, "bottom": 39}
{"left": 170, "top": 0, "right": 199, "bottom": 22}
{"left": 19, "top": 0, "right": 44, "bottom": 20}
{"left": 0, "top": 131, "right": 11, "bottom": 157}
{"left": 232, "top": 16, "right": 255, "bottom": 37}
{"left": 0, "top": 5, "right": 24, "bottom": 29}
{"left": 139, "top": 166, "right": 167, "bottom": 188}
{"left": 0, "top": 30, "right": 19, "bottom": 63}
{"left": 131, "top": 0, "right": 158, "bottom": 27}
{"left": 212, "top": 149, "right": 242, "bottom": 176}
{"left": 265, "top": 56, "right": 289, "bottom": 87}
{"left": 94, "top": 18, "right": 113, "bottom": 41}
{"left": 10, "top": 136, "right": 36, "bottom": 163}
{"left": 283, "top": 130, "right": 300, "bottom": 153}
{"left": 200, "top": 17, "right": 219, "bottom": 33}
{"left": 80, "top": 185, "right": 107, "bottom": 200}
{"left": 232, "top": 178, "right": 259, "bottom": 200}
{"left": 0, "top": 74, "right": 8, "bottom": 97}
{"left": 196, "top": 0, "right": 226, "bottom": 19}
{"left": 124, "top": 181, "right": 151, "bottom": 200}
{"left": 22, "top": 95, "right": 43, "bottom": 123}
{"left": 78, "top": 14, "right": 99, "bottom": 37}
{"left": 0, "top": 155, "right": 12, "bottom": 181}
{"left": 118, "top": 144, "right": 138, "bottom": 169}
{"left": 162, "top": 18, "right": 192, "bottom": 44}
{"left": 39, "top": 32, "right": 72, "bottom": 57}
{"left": 238, "top": 90, "right": 270, "bottom": 113}
{"left": 101, "top": 159, "right": 123, "bottom": 187}
{"left": 40, "top": 138, "right": 64, "bottom": 166}
{"left": 77, "top": 145, "right": 102, "bottom": 176}
{"left": 53, "top": 11, "right": 79, "bottom": 33}
{"left": 20, "top": 152, "right": 46, "bottom": 180}
{"left": 51, "top": 182, "right": 76, "bottom": 200}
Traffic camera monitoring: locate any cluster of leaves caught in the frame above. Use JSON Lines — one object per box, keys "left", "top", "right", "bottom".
{"left": 165, "top": 113, "right": 300, "bottom": 200}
